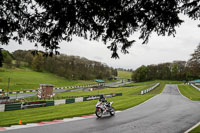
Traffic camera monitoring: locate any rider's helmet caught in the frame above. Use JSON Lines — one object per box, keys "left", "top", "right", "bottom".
{"left": 99, "top": 94, "right": 104, "bottom": 99}
{"left": 99, "top": 94, "right": 107, "bottom": 102}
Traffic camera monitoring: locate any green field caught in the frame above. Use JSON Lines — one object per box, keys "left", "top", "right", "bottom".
{"left": 0, "top": 81, "right": 166, "bottom": 127}
{"left": 178, "top": 85, "right": 200, "bottom": 101}
{"left": 0, "top": 68, "right": 96, "bottom": 92}
{"left": 117, "top": 70, "right": 132, "bottom": 79}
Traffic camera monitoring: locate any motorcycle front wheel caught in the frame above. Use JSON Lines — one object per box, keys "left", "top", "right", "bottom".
{"left": 95, "top": 108, "right": 103, "bottom": 118}
{"left": 110, "top": 107, "right": 115, "bottom": 116}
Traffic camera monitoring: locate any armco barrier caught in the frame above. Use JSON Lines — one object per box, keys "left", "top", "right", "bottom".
{"left": 0, "top": 104, "right": 5, "bottom": 112}
{"left": 75, "top": 97, "right": 83, "bottom": 102}
{"left": 5, "top": 103, "right": 21, "bottom": 111}
{"left": 66, "top": 99, "right": 75, "bottom": 104}
{"left": 46, "top": 101, "right": 54, "bottom": 106}
{"left": 141, "top": 83, "right": 160, "bottom": 95}
{"left": 55, "top": 99, "right": 66, "bottom": 106}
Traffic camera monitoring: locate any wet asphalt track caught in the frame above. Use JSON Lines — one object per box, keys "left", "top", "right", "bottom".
{"left": 3, "top": 84, "right": 200, "bottom": 133}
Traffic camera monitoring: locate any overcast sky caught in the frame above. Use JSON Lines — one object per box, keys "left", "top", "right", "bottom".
{"left": 1, "top": 15, "right": 200, "bottom": 70}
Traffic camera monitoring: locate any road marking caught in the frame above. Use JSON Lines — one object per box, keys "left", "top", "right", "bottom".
{"left": 38, "top": 120, "right": 64, "bottom": 125}
{"left": 81, "top": 114, "right": 95, "bottom": 118}
{"left": 184, "top": 121, "right": 200, "bottom": 133}
{"left": 0, "top": 111, "right": 122, "bottom": 132}
{"left": 0, "top": 112, "right": 121, "bottom": 132}
{"left": 0, "top": 127, "right": 5, "bottom": 131}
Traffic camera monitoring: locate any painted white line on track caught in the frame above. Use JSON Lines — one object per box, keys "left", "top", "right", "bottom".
{"left": 184, "top": 121, "right": 200, "bottom": 133}
{"left": 63, "top": 117, "right": 85, "bottom": 122}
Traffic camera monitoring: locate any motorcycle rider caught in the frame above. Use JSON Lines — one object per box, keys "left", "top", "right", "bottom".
{"left": 99, "top": 94, "right": 107, "bottom": 102}
{"left": 99, "top": 94, "right": 110, "bottom": 110}
{"left": 95, "top": 94, "right": 115, "bottom": 118}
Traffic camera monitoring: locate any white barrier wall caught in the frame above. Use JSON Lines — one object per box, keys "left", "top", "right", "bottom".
{"left": 54, "top": 99, "right": 66, "bottom": 106}
{"left": 191, "top": 84, "right": 200, "bottom": 91}
{"left": 141, "top": 83, "right": 160, "bottom": 95}
{"left": 75, "top": 97, "right": 83, "bottom": 102}
{"left": 0, "top": 104, "right": 5, "bottom": 112}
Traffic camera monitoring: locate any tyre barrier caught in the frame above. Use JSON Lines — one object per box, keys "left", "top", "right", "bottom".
{"left": 0, "top": 93, "right": 122, "bottom": 112}
{"left": 141, "top": 83, "right": 160, "bottom": 95}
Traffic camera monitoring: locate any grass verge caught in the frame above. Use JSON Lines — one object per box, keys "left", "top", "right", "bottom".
{"left": 117, "top": 70, "right": 132, "bottom": 79}
{"left": 178, "top": 85, "right": 200, "bottom": 101}
{"left": 0, "top": 68, "right": 96, "bottom": 92}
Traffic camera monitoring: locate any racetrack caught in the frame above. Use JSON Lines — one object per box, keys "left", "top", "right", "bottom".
{"left": 6, "top": 80, "right": 129, "bottom": 100}
{"left": 2, "top": 84, "right": 200, "bottom": 133}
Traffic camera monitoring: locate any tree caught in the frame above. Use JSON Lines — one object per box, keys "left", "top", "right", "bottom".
{"left": 173, "top": 61, "right": 186, "bottom": 80}
{"left": 132, "top": 60, "right": 188, "bottom": 82}
{"left": 32, "top": 53, "right": 44, "bottom": 72}
{"left": 0, "top": 48, "right": 3, "bottom": 67}
{"left": 187, "top": 43, "right": 200, "bottom": 79}
{"left": 1, "top": 0, "right": 200, "bottom": 63}
{"left": 171, "top": 64, "right": 178, "bottom": 80}
{"left": 24, "top": 52, "right": 34, "bottom": 67}
{"left": 132, "top": 65, "right": 148, "bottom": 82}
{"left": 2, "top": 50, "right": 13, "bottom": 68}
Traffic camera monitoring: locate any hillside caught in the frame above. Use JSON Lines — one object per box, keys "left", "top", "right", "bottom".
{"left": 0, "top": 67, "right": 96, "bottom": 92}
{"left": 117, "top": 70, "right": 132, "bottom": 79}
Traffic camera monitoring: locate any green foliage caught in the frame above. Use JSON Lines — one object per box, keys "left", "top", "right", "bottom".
{"left": 0, "top": 48, "right": 3, "bottom": 67}
{"left": 13, "top": 50, "right": 115, "bottom": 80}
{"left": 117, "top": 70, "right": 132, "bottom": 79}
{"left": 132, "top": 65, "right": 148, "bottom": 82}
{"left": 171, "top": 64, "right": 178, "bottom": 80}
{"left": 2, "top": 50, "right": 13, "bottom": 68}
{"left": 32, "top": 53, "right": 44, "bottom": 72}
{"left": 12, "top": 50, "right": 33, "bottom": 67}
{"left": 0, "top": 68, "right": 96, "bottom": 91}
{"left": 132, "top": 61, "right": 187, "bottom": 82}
{"left": 178, "top": 85, "right": 200, "bottom": 101}
{"left": 1, "top": 0, "right": 200, "bottom": 59}
{"left": 187, "top": 43, "right": 200, "bottom": 79}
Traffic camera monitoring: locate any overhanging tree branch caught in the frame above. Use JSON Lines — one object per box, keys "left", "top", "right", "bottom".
{"left": 0, "top": 0, "right": 199, "bottom": 60}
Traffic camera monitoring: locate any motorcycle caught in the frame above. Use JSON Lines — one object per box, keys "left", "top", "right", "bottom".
{"left": 95, "top": 101, "right": 115, "bottom": 118}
